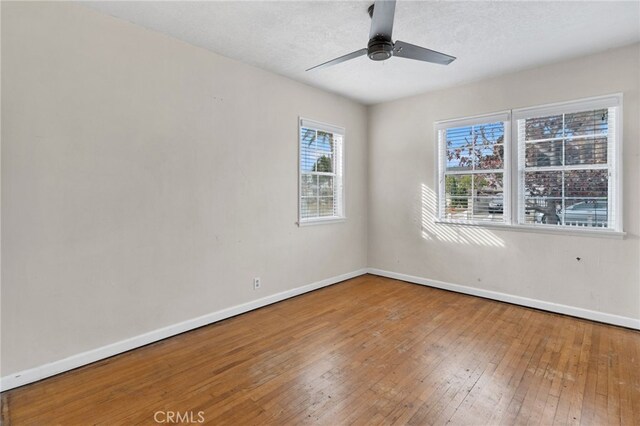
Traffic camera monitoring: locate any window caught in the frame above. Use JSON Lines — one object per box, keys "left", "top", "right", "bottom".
{"left": 435, "top": 94, "right": 623, "bottom": 235}
{"left": 299, "top": 118, "right": 344, "bottom": 224}
{"left": 436, "top": 112, "right": 511, "bottom": 224}
{"left": 514, "top": 95, "right": 621, "bottom": 231}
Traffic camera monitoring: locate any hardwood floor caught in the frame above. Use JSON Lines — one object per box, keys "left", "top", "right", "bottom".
{"left": 2, "top": 274, "right": 639, "bottom": 425}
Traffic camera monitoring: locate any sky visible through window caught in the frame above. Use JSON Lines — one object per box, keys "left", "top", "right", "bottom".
{"left": 300, "top": 128, "right": 333, "bottom": 172}
{"left": 445, "top": 123, "right": 504, "bottom": 170}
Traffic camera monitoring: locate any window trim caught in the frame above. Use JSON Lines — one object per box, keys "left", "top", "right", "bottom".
{"left": 434, "top": 94, "right": 624, "bottom": 237}
{"left": 433, "top": 219, "right": 625, "bottom": 239}
{"left": 297, "top": 117, "right": 346, "bottom": 226}
{"left": 512, "top": 94, "right": 623, "bottom": 234}
{"left": 435, "top": 111, "right": 512, "bottom": 225}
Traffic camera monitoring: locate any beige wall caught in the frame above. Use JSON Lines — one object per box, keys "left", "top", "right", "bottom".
{"left": 2, "top": 1, "right": 639, "bottom": 382}
{"left": 1, "top": 2, "right": 368, "bottom": 375}
{"left": 368, "top": 43, "right": 640, "bottom": 320}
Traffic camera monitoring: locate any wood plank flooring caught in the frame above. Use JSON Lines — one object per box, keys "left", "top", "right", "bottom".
{"left": 2, "top": 274, "right": 639, "bottom": 425}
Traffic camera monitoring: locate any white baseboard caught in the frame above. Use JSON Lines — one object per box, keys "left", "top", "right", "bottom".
{"left": 367, "top": 268, "right": 640, "bottom": 330}
{"left": 0, "top": 269, "right": 368, "bottom": 392}
{"left": 4, "top": 267, "right": 637, "bottom": 392}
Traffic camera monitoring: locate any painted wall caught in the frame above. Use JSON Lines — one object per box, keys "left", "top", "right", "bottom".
{"left": 2, "top": 0, "right": 639, "bottom": 384}
{"left": 368, "top": 43, "right": 640, "bottom": 321}
{"left": 1, "top": 2, "right": 368, "bottom": 376}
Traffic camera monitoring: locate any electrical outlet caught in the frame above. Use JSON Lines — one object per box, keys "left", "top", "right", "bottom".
{"left": 253, "top": 277, "right": 261, "bottom": 290}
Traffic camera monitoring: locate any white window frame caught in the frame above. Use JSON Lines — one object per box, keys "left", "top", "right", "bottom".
{"left": 298, "top": 117, "right": 345, "bottom": 226}
{"left": 434, "top": 94, "right": 624, "bottom": 238}
{"left": 513, "top": 94, "right": 623, "bottom": 234}
{"left": 435, "top": 111, "right": 512, "bottom": 225}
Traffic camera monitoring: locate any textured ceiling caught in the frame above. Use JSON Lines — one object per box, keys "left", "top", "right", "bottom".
{"left": 84, "top": 1, "right": 640, "bottom": 105}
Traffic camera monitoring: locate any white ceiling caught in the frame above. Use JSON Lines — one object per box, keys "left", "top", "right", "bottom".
{"left": 84, "top": 1, "right": 640, "bottom": 105}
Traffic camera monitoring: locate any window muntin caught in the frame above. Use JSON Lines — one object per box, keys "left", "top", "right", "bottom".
{"left": 299, "top": 120, "right": 344, "bottom": 223}
{"left": 517, "top": 106, "right": 617, "bottom": 230}
{"left": 438, "top": 118, "right": 508, "bottom": 223}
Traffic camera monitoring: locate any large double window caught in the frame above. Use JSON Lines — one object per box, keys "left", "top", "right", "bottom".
{"left": 436, "top": 95, "right": 623, "bottom": 235}
{"left": 298, "top": 118, "right": 345, "bottom": 225}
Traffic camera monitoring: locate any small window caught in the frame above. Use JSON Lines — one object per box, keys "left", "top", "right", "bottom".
{"left": 298, "top": 118, "right": 344, "bottom": 225}
{"left": 515, "top": 96, "right": 621, "bottom": 231}
{"left": 436, "top": 113, "right": 511, "bottom": 224}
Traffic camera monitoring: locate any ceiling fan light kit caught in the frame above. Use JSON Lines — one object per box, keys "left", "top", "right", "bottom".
{"left": 306, "top": 0, "right": 456, "bottom": 71}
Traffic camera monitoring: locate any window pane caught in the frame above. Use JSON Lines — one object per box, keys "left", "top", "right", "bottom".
{"left": 300, "top": 197, "right": 318, "bottom": 219}
{"left": 319, "top": 197, "right": 334, "bottom": 217}
{"left": 301, "top": 128, "right": 334, "bottom": 174}
{"left": 562, "top": 199, "right": 608, "bottom": 228}
{"left": 475, "top": 143, "right": 504, "bottom": 170}
{"left": 564, "top": 169, "right": 608, "bottom": 199}
{"left": 525, "top": 140, "right": 563, "bottom": 167}
{"left": 316, "top": 131, "right": 334, "bottom": 154}
{"left": 445, "top": 174, "right": 472, "bottom": 196}
{"left": 565, "top": 137, "right": 607, "bottom": 165}
{"left": 318, "top": 176, "right": 334, "bottom": 197}
{"left": 525, "top": 115, "right": 563, "bottom": 141}
{"left": 473, "top": 122, "right": 504, "bottom": 148}
{"left": 522, "top": 169, "right": 610, "bottom": 227}
{"left": 313, "top": 154, "right": 333, "bottom": 173}
{"left": 565, "top": 109, "right": 608, "bottom": 137}
{"left": 474, "top": 173, "right": 504, "bottom": 221}
{"left": 524, "top": 171, "right": 563, "bottom": 197}
{"left": 522, "top": 198, "right": 562, "bottom": 225}
{"left": 446, "top": 147, "right": 474, "bottom": 171}
{"left": 445, "top": 126, "right": 474, "bottom": 149}
{"left": 444, "top": 175, "right": 472, "bottom": 220}
{"left": 301, "top": 174, "right": 317, "bottom": 197}
{"left": 300, "top": 128, "right": 316, "bottom": 172}
{"left": 523, "top": 171, "right": 563, "bottom": 225}
{"left": 446, "top": 122, "right": 505, "bottom": 171}
{"left": 443, "top": 174, "right": 504, "bottom": 222}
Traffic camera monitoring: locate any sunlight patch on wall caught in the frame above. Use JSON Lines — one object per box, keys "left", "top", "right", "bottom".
{"left": 420, "top": 184, "right": 505, "bottom": 247}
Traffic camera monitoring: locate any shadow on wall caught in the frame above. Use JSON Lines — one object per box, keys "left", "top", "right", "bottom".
{"left": 419, "top": 184, "right": 505, "bottom": 248}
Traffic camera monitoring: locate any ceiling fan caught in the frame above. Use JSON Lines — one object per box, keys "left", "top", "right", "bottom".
{"left": 306, "top": 0, "right": 456, "bottom": 71}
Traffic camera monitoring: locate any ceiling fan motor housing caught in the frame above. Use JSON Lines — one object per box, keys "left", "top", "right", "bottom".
{"left": 368, "top": 37, "right": 394, "bottom": 61}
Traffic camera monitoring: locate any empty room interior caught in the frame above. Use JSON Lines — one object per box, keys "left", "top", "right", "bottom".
{"left": 2, "top": 0, "right": 640, "bottom": 424}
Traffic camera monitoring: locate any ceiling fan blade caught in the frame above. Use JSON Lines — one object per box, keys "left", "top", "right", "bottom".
{"left": 306, "top": 48, "right": 368, "bottom": 71}
{"left": 369, "top": 0, "right": 396, "bottom": 40}
{"left": 393, "top": 40, "right": 456, "bottom": 65}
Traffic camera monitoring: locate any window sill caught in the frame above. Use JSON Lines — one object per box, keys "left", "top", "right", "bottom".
{"left": 298, "top": 217, "right": 346, "bottom": 227}
{"left": 433, "top": 219, "right": 626, "bottom": 239}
